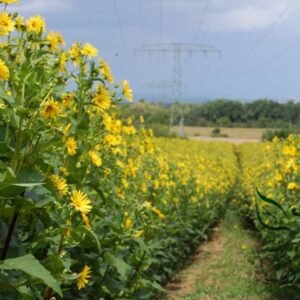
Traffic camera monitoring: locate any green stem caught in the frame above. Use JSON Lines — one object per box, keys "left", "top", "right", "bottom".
{"left": 113, "top": 252, "right": 146, "bottom": 298}
{"left": 44, "top": 234, "right": 64, "bottom": 300}
{"left": 44, "top": 287, "right": 53, "bottom": 300}
{"left": 0, "top": 208, "right": 19, "bottom": 260}
{"left": 11, "top": 117, "right": 24, "bottom": 173}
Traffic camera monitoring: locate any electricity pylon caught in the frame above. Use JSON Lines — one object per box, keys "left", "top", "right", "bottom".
{"left": 134, "top": 42, "right": 221, "bottom": 135}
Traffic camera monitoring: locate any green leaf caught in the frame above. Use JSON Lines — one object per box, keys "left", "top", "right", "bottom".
{"left": 104, "top": 253, "right": 131, "bottom": 280}
{"left": 88, "top": 183, "right": 106, "bottom": 203}
{"left": 17, "top": 167, "right": 44, "bottom": 185}
{"left": 0, "top": 254, "right": 62, "bottom": 296}
{"left": 0, "top": 142, "right": 14, "bottom": 158}
{"left": 255, "top": 200, "right": 291, "bottom": 231}
{"left": 17, "top": 286, "right": 32, "bottom": 300}
{"left": 12, "top": 183, "right": 44, "bottom": 187}
{"left": 0, "top": 167, "right": 44, "bottom": 198}
{"left": 0, "top": 83, "right": 14, "bottom": 106}
{"left": 77, "top": 225, "right": 101, "bottom": 253}
{"left": 256, "top": 189, "right": 287, "bottom": 216}
{"left": 0, "top": 182, "right": 24, "bottom": 199}
{"left": 291, "top": 207, "right": 300, "bottom": 217}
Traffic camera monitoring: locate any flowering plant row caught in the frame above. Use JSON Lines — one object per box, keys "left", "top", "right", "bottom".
{"left": 236, "top": 137, "right": 300, "bottom": 297}
{"left": 0, "top": 1, "right": 238, "bottom": 299}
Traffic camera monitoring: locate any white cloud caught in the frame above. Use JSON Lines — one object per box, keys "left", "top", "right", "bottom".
{"left": 13, "top": 0, "right": 71, "bottom": 14}
{"left": 165, "top": 0, "right": 299, "bottom": 32}
{"left": 206, "top": 1, "right": 295, "bottom": 32}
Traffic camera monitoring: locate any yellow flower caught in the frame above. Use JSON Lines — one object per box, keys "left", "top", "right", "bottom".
{"left": 41, "top": 98, "right": 60, "bottom": 119}
{"left": 51, "top": 174, "right": 68, "bottom": 196}
{"left": 103, "top": 113, "right": 113, "bottom": 130}
{"left": 65, "top": 137, "right": 78, "bottom": 156}
{"left": 59, "top": 166, "right": 68, "bottom": 176}
{"left": 47, "top": 31, "right": 64, "bottom": 51}
{"left": 99, "top": 58, "right": 113, "bottom": 83}
{"left": 241, "top": 244, "right": 248, "bottom": 250}
{"left": 0, "top": 0, "right": 19, "bottom": 4}
{"left": 104, "top": 167, "right": 111, "bottom": 176}
{"left": 140, "top": 182, "right": 147, "bottom": 193}
{"left": 71, "top": 190, "right": 92, "bottom": 214}
{"left": 122, "top": 80, "right": 133, "bottom": 102}
{"left": 121, "top": 178, "right": 129, "bottom": 189}
{"left": 77, "top": 265, "right": 91, "bottom": 290}
{"left": 144, "top": 201, "right": 152, "bottom": 209}
{"left": 0, "top": 12, "right": 15, "bottom": 36}
{"left": 140, "top": 115, "right": 144, "bottom": 124}
{"left": 152, "top": 207, "right": 164, "bottom": 219}
{"left": 61, "top": 92, "right": 74, "bottom": 108}
{"left": 15, "top": 16, "right": 23, "bottom": 31}
{"left": 116, "top": 187, "right": 125, "bottom": 199}
{"left": 88, "top": 149, "right": 102, "bottom": 167}
{"left": 63, "top": 123, "right": 71, "bottom": 136}
{"left": 81, "top": 213, "right": 91, "bottom": 228}
{"left": 287, "top": 182, "right": 297, "bottom": 190}
{"left": 104, "top": 134, "right": 122, "bottom": 146}
{"left": 282, "top": 145, "right": 298, "bottom": 157}
{"left": 124, "top": 212, "right": 133, "bottom": 229}
{"left": 0, "top": 59, "right": 9, "bottom": 81}
{"left": 26, "top": 15, "right": 46, "bottom": 33}
{"left": 134, "top": 230, "right": 144, "bottom": 239}
{"left": 81, "top": 43, "right": 98, "bottom": 58}
{"left": 69, "top": 42, "right": 81, "bottom": 65}
{"left": 275, "top": 173, "right": 283, "bottom": 182}
{"left": 92, "top": 85, "right": 111, "bottom": 110}
{"left": 59, "top": 52, "right": 68, "bottom": 72}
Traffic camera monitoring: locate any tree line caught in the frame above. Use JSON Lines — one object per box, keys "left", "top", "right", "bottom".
{"left": 122, "top": 99, "right": 300, "bottom": 128}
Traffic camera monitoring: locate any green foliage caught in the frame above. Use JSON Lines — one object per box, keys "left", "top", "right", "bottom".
{"left": 0, "top": 254, "right": 62, "bottom": 297}
{"left": 123, "top": 99, "right": 300, "bottom": 129}
{"left": 255, "top": 191, "right": 300, "bottom": 296}
{"left": 261, "top": 128, "right": 297, "bottom": 141}
{"left": 210, "top": 127, "right": 228, "bottom": 138}
{"left": 236, "top": 139, "right": 300, "bottom": 297}
{"left": 0, "top": 4, "right": 237, "bottom": 299}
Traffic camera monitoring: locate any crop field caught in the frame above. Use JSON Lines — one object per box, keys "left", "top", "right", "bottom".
{"left": 1, "top": 2, "right": 300, "bottom": 300}
{"left": 173, "top": 126, "right": 265, "bottom": 141}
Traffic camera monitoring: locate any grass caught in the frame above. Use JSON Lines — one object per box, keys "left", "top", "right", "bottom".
{"left": 164, "top": 211, "right": 274, "bottom": 300}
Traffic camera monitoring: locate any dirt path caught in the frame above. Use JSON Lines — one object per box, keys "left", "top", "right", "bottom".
{"left": 163, "top": 211, "right": 273, "bottom": 300}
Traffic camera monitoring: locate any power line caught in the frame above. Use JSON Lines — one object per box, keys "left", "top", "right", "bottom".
{"left": 159, "top": 0, "right": 163, "bottom": 43}
{"left": 112, "top": 0, "right": 130, "bottom": 56}
{"left": 193, "top": 0, "right": 210, "bottom": 42}
{"left": 147, "top": 80, "right": 173, "bottom": 101}
{"left": 223, "top": 0, "right": 296, "bottom": 72}
{"left": 138, "top": 0, "right": 144, "bottom": 37}
{"left": 250, "top": 37, "right": 300, "bottom": 72}
{"left": 134, "top": 42, "right": 221, "bottom": 135}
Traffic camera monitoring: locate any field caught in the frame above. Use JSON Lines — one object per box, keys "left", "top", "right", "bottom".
{"left": 1, "top": 2, "right": 300, "bottom": 299}
{"left": 172, "top": 126, "right": 264, "bottom": 143}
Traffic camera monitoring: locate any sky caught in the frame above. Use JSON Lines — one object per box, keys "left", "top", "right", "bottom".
{"left": 9, "top": 0, "right": 300, "bottom": 102}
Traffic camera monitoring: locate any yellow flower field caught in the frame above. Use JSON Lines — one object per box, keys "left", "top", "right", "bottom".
{"left": 0, "top": 1, "right": 239, "bottom": 299}
{"left": 1, "top": 0, "right": 300, "bottom": 298}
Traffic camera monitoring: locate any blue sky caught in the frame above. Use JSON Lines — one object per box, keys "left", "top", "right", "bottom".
{"left": 10, "top": 0, "right": 300, "bottom": 101}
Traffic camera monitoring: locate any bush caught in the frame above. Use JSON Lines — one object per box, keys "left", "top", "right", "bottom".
{"left": 261, "top": 129, "right": 294, "bottom": 141}
{"left": 210, "top": 128, "right": 228, "bottom": 138}
{"left": 145, "top": 124, "right": 176, "bottom": 138}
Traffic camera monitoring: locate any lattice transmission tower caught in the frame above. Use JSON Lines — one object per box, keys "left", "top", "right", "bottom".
{"left": 134, "top": 42, "right": 221, "bottom": 135}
